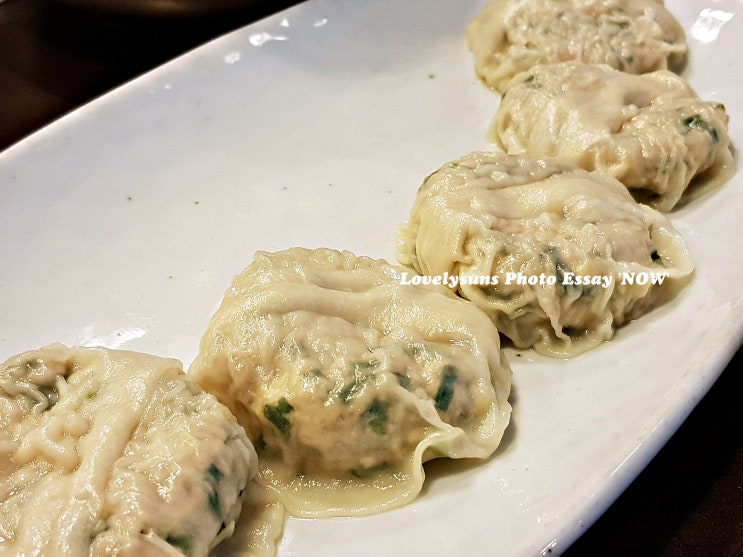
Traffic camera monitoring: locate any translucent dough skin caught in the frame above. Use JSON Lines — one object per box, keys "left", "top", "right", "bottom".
{"left": 467, "top": 0, "right": 688, "bottom": 93}
{"left": 493, "top": 62, "right": 733, "bottom": 211}
{"left": 189, "top": 247, "right": 512, "bottom": 517}
{"left": 397, "top": 152, "right": 694, "bottom": 358}
{"left": 0, "top": 344, "right": 256, "bottom": 557}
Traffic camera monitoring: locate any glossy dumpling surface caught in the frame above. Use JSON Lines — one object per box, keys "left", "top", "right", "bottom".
{"left": 397, "top": 151, "right": 695, "bottom": 357}
{"left": 189, "top": 247, "right": 512, "bottom": 517}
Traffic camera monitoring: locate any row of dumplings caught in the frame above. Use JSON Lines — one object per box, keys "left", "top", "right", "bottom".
{"left": 191, "top": 0, "right": 733, "bottom": 546}
{"left": 0, "top": 1, "right": 734, "bottom": 556}
{"left": 417, "top": 0, "right": 734, "bottom": 357}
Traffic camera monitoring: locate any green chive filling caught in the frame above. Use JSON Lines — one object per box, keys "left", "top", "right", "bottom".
{"left": 435, "top": 365, "right": 458, "bottom": 412}
{"left": 264, "top": 397, "right": 294, "bottom": 438}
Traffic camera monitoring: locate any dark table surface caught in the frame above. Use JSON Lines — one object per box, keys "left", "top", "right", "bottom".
{"left": 1, "top": 0, "right": 742, "bottom": 555}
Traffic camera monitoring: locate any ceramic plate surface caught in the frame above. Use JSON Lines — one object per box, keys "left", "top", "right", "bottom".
{"left": 1, "top": 0, "right": 741, "bottom": 555}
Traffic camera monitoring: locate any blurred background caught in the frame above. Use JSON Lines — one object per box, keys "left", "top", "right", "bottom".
{"left": 0, "top": 0, "right": 302, "bottom": 149}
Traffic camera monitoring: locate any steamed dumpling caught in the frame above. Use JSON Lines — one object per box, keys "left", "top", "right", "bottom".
{"left": 397, "top": 151, "right": 694, "bottom": 357}
{"left": 189, "top": 247, "right": 511, "bottom": 517}
{"left": 492, "top": 62, "right": 733, "bottom": 210}
{"left": 467, "top": 0, "right": 688, "bottom": 93}
{"left": 0, "top": 344, "right": 256, "bottom": 557}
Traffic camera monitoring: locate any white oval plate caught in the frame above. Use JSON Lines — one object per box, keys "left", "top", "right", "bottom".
{"left": 0, "top": 1, "right": 741, "bottom": 555}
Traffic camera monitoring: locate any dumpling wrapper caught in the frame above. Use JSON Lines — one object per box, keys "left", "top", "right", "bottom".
{"left": 467, "top": 0, "right": 688, "bottom": 93}
{"left": 0, "top": 344, "right": 258, "bottom": 557}
{"left": 492, "top": 62, "right": 733, "bottom": 211}
{"left": 189, "top": 247, "right": 512, "bottom": 518}
{"left": 398, "top": 151, "right": 695, "bottom": 357}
